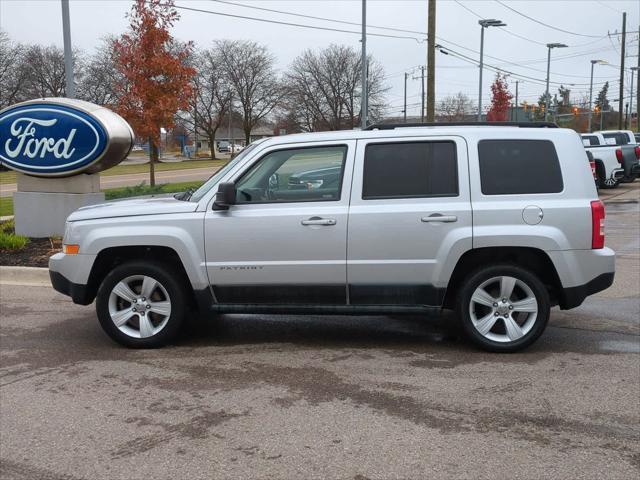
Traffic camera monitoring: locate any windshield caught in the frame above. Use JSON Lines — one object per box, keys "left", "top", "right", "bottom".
{"left": 189, "top": 143, "right": 260, "bottom": 202}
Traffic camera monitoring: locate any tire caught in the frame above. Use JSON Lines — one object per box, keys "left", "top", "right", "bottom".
{"left": 620, "top": 174, "right": 636, "bottom": 183}
{"left": 599, "top": 171, "right": 619, "bottom": 189}
{"left": 455, "top": 264, "right": 550, "bottom": 353}
{"left": 96, "top": 261, "right": 187, "bottom": 348}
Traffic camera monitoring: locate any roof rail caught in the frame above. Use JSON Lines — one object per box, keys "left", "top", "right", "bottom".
{"left": 364, "top": 121, "right": 559, "bottom": 130}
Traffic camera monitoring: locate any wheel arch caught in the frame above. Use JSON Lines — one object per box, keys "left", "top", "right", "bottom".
{"left": 86, "top": 245, "right": 198, "bottom": 308}
{"left": 442, "top": 246, "right": 563, "bottom": 309}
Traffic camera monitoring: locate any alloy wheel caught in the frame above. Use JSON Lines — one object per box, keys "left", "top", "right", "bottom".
{"left": 468, "top": 275, "right": 538, "bottom": 343}
{"left": 108, "top": 275, "right": 172, "bottom": 339}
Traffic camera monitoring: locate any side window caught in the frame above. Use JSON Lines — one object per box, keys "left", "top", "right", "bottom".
{"left": 235, "top": 145, "right": 347, "bottom": 204}
{"left": 362, "top": 141, "right": 458, "bottom": 199}
{"left": 581, "top": 135, "right": 598, "bottom": 146}
{"left": 603, "top": 133, "right": 628, "bottom": 145}
{"left": 478, "top": 139, "right": 563, "bottom": 195}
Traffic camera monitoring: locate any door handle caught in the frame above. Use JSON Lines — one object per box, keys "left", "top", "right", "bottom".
{"left": 421, "top": 214, "right": 458, "bottom": 223}
{"left": 301, "top": 217, "right": 337, "bottom": 226}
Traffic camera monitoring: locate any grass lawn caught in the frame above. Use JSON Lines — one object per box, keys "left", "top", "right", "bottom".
{"left": 0, "top": 197, "right": 13, "bottom": 217}
{"left": 0, "top": 181, "right": 204, "bottom": 217}
{"left": 0, "top": 159, "right": 225, "bottom": 185}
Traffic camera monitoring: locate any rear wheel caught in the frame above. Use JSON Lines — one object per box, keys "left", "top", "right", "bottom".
{"left": 599, "top": 171, "right": 619, "bottom": 189}
{"left": 96, "top": 261, "right": 187, "bottom": 348}
{"left": 456, "top": 265, "right": 550, "bottom": 352}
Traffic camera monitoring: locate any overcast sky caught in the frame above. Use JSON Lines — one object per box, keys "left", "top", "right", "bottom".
{"left": 1, "top": 0, "right": 639, "bottom": 117}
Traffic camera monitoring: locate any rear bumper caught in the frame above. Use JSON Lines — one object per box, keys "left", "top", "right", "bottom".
{"left": 547, "top": 247, "right": 615, "bottom": 309}
{"left": 613, "top": 168, "right": 625, "bottom": 180}
{"left": 559, "top": 272, "right": 615, "bottom": 309}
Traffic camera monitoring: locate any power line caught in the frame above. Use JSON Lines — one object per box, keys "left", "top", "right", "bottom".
{"left": 169, "top": 2, "right": 425, "bottom": 41}
{"left": 204, "top": 0, "right": 628, "bottom": 84}
{"left": 495, "top": 0, "right": 604, "bottom": 38}
{"left": 208, "top": 0, "right": 428, "bottom": 38}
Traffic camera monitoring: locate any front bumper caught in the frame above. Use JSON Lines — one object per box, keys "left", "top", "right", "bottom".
{"left": 50, "top": 270, "right": 93, "bottom": 305}
{"left": 49, "top": 252, "right": 97, "bottom": 305}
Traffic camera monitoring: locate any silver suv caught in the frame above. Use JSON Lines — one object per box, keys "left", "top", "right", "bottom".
{"left": 49, "top": 123, "right": 615, "bottom": 352}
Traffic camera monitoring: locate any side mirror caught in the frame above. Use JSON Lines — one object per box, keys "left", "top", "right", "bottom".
{"left": 213, "top": 182, "right": 236, "bottom": 210}
{"left": 268, "top": 172, "right": 280, "bottom": 191}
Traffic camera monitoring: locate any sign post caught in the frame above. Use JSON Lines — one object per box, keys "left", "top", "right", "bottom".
{"left": 0, "top": 98, "right": 134, "bottom": 237}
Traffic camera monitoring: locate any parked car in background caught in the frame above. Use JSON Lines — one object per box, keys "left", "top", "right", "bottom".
{"left": 50, "top": 123, "right": 614, "bottom": 353}
{"left": 217, "top": 141, "right": 230, "bottom": 153}
{"left": 593, "top": 129, "right": 640, "bottom": 182}
{"left": 581, "top": 133, "right": 625, "bottom": 188}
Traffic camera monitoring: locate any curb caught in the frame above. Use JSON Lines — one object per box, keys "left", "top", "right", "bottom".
{"left": 0, "top": 266, "right": 50, "bottom": 286}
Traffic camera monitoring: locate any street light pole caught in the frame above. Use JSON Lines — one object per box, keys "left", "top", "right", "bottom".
{"left": 477, "top": 19, "right": 506, "bottom": 122}
{"left": 61, "top": 0, "right": 75, "bottom": 98}
{"left": 545, "top": 43, "right": 568, "bottom": 122}
{"left": 588, "top": 60, "right": 607, "bottom": 133}
{"left": 403, "top": 72, "right": 408, "bottom": 123}
{"left": 360, "top": 0, "right": 367, "bottom": 129}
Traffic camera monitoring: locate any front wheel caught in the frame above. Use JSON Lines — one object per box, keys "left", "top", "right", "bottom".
{"left": 96, "top": 261, "right": 187, "bottom": 348}
{"left": 456, "top": 265, "right": 550, "bottom": 353}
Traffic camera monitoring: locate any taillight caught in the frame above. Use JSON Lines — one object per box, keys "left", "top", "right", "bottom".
{"left": 634, "top": 146, "right": 640, "bottom": 159}
{"left": 591, "top": 200, "right": 605, "bottom": 249}
{"left": 615, "top": 148, "right": 623, "bottom": 163}
{"left": 590, "top": 160, "right": 596, "bottom": 178}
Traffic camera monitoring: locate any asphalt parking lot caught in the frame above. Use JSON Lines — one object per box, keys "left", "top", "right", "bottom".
{"left": 1, "top": 184, "right": 638, "bottom": 479}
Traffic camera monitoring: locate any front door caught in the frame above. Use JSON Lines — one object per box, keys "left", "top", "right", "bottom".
{"left": 347, "top": 136, "right": 472, "bottom": 306}
{"left": 204, "top": 141, "right": 356, "bottom": 304}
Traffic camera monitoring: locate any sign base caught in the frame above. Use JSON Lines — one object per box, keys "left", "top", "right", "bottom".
{"left": 14, "top": 173, "right": 104, "bottom": 237}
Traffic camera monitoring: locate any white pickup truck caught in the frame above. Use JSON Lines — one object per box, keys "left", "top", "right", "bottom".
{"left": 595, "top": 130, "right": 640, "bottom": 183}
{"left": 581, "top": 133, "right": 626, "bottom": 188}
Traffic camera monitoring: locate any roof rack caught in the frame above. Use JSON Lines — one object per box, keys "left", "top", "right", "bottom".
{"left": 364, "top": 121, "right": 558, "bottom": 130}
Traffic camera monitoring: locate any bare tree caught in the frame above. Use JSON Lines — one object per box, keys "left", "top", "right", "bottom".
{"left": 0, "top": 31, "right": 28, "bottom": 109}
{"left": 217, "top": 40, "right": 282, "bottom": 144}
{"left": 437, "top": 92, "right": 475, "bottom": 122}
{"left": 19, "top": 44, "right": 72, "bottom": 98}
{"left": 178, "top": 46, "right": 232, "bottom": 159}
{"left": 285, "top": 44, "right": 387, "bottom": 131}
{"left": 77, "top": 37, "right": 122, "bottom": 106}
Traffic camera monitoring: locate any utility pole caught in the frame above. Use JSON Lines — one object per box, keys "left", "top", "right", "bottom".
{"left": 630, "top": 67, "right": 637, "bottom": 130}
{"left": 426, "top": 0, "right": 436, "bottom": 122}
{"left": 360, "top": 0, "right": 368, "bottom": 129}
{"left": 637, "top": 24, "right": 640, "bottom": 132}
{"left": 618, "top": 12, "right": 626, "bottom": 129}
{"left": 61, "top": 0, "right": 75, "bottom": 98}
{"left": 420, "top": 66, "right": 425, "bottom": 122}
{"left": 403, "top": 72, "right": 408, "bottom": 123}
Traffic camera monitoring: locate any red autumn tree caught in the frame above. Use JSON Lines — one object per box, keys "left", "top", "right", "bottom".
{"left": 486, "top": 73, "right": 513, "bottom": 122}
{"left": 113, "top": 0, "right": 195, "bottom": 186}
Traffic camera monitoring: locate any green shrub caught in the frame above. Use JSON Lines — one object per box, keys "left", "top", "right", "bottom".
{"left": 0, "top": 218, "right": 15, "bottom": 233}
{"left": 0, "top": 231, "right": 29, "bottom": 250}
{"left": 105, "top": 181, "right": 203, "bottom": 200}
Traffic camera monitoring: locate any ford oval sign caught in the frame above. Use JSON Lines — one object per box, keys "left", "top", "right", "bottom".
{"left": 0, "top": 98, "right": 134, "bottom": 177}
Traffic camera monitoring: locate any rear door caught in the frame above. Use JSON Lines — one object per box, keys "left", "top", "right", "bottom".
{"left": 346, "top": 136, "right": 472, "bottom": 306}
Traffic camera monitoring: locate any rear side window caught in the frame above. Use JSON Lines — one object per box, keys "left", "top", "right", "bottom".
{"left": 478, "top": 139, "right": 563, "bottom": 195}
{"left": 581, "top": 135, "right": 599, "bottom": 146}
{"left": 602, "top": 132, "right": 629, "bottom": 145}
{"left": 362, "top": 141, "right": 458, "bottom": 199}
